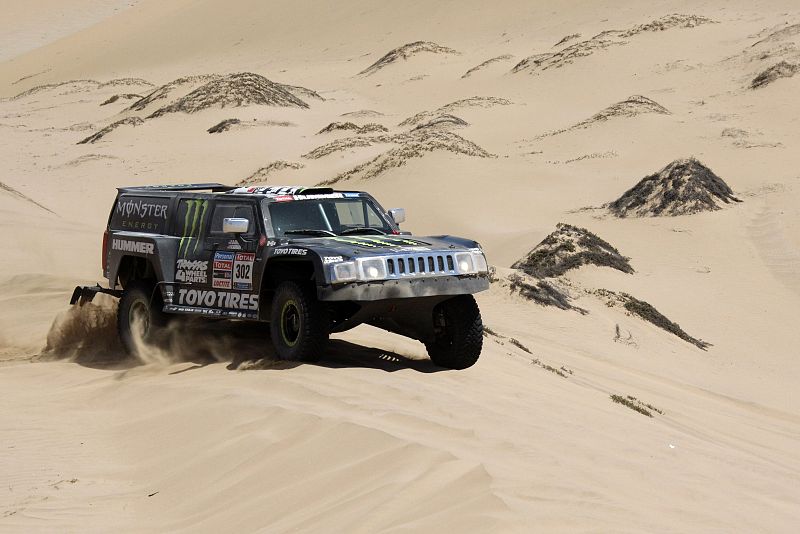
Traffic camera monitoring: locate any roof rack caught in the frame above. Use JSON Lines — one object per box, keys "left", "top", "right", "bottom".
{"left": 117, "top": 183, "right": 233, "bottom": 193}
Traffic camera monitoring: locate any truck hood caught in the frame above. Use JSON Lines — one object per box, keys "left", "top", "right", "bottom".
{"left": 282, "top": 234, "right": 479, "bottom": 256}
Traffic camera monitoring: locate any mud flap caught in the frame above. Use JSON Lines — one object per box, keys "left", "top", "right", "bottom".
{"left": 69, "top": 285, "right": 123, "bottom": 306}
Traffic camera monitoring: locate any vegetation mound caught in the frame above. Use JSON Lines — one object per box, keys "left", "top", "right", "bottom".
{"left": 147, "top": 73, "right": 308, "bottom": 118}
{"left": 461, "top": 55, "right": 514, "bottom": 78}
{"left": 359, "top": 41, "right": 458, "bottom": 76}
{"left": 512, "top": 14, "right": 713, "bottom": 74}
{"left": 512, "top": 223, "right": 633, "bottom": 278}
{"left": 609, "top": 158, "right": 740, "bottom": 217}
{"left": 750, "top": 61, "right": 799, "bottom": 89}
{"left": 237, "top": 161, "right": 304, "bottom": 186}
{"left": 308, "top": 128, "right": 492, "bottom": 184}
{"left": 207, "top": 118, "right": 241, "bottom": 133}
{"left": 399, "top": 96, "right": 512, "bottom": 127}
{"left": 596, "top": 290, "right": 710, "bottom": 349}
{"left": 317, "top": 122, "right": 387, "bottom": 135}
{"left": 77, "top": 117, "right": 143, "bottom": 144}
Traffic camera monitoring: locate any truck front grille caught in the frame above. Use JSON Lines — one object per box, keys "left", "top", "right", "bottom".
{"left": 385, "top": 252, "right": 457, "bottom": 278}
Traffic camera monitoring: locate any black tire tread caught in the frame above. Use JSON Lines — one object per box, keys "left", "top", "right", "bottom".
{"left": 117, "top": 280, "right": 165, "bottom": 355}
{"left": 270, "top": 281, "right": 328, "bottom": 362}
{"left": 426, "top": 295, "right": 483, "bottom": 369}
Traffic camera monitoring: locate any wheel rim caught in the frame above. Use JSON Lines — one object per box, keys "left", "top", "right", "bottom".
{"left": 280, "top": 299, "right": 301, "bottom": 347}
{"left": 129, "top": 299, "right": 150, "bottom": 338}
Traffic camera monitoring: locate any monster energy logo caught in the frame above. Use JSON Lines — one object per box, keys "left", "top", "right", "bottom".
{"left": 178, "top": 199, "right": 208, "bottom": 257}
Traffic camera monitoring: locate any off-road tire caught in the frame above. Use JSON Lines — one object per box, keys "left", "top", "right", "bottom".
{"left": 425, "top": 295, "right": 483, "bottom": 369}
{"left": 270, "top": 281, "right": 329, "bottom": 362}
{"left": 117, "top": 281, "right": 166, "bottom": 355}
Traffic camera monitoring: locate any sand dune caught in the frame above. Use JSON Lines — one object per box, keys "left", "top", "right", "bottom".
{"left": 2, "top": 0, "right": 800, "bottom": 532}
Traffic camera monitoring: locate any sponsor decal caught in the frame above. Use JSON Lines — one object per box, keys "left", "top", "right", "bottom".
{"left": 111, "top": 238, "right": 154, "bottom": 255}
{"left": 226, "top": 239, "right": 242, "bottom": 251}
{"left": 394, "top": 246, "right": 431, "bottom": 252}
{"left": 233, "top": 253, "right": 255, "bottom": 290}
{"left": 265, "top": 240, "right": 277, "bottom": 247}
{"left": 164, "top": 304, "right": 257, "bottom": 319}
{"left": 116, "top": 198, "right": 168, "bottom": 220}
{"left": 274, "top": 247, "right": 308, "bottom": 256}
{"left": 175, "top": 259, "right": 208, "bottom": 284}
{"left": 323, "top": 256, "right": 344, "bottom": 264}
{"left": 178, "top": 199, "right": 209, "bottom": 257}
{"left": 177, "top": 289, "right": 259, "bottom": 311}
{"left": 330, "top": 236, "right": 430, "bottom": 249}
{"left": 114, "top": 197, "right": 170, "bottom": 232}
{"left": 213, "top": 251, "right": 234, "bottom": 289}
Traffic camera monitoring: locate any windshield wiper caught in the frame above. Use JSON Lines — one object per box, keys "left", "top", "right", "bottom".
{"left": 339, "top": 227, "right": 388, "bottom": 236}
{"left": 284, "top": 229, "right": 337, "bottom": 237}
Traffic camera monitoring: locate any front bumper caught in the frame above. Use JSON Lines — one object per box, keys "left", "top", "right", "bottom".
{"left": 318, "top": 274, "right": 490, "bottom": 301}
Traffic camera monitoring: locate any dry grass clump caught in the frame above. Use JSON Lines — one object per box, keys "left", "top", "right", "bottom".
{"left": 341, "top": 109, "right": 384, "bottom": 118}
{"left": 100, "top": 93, "right": 141, "bottom": 106}
{"left": 399, "top": 96, "right": 512, "bottom": 127}
{"left": 610, "top": 394, "right": 663, "bottom": 417}
{"left": 317, "top": 122, "right": 387, "bottom": 135}
{"left": 507, "top": 273, "right": 578, "bottom": 311}
{"left": 11, "top": 78, "right": 151, "bottom": 100}
{"left": 0, "top": 181, "right": 54, "bottom": 214}
{"left": 147, "top": 73, "right": 308, "bottom": 118}
{"left": 513, "top": 14, "right": 713, "bottom": 74}
{"left": 77, "top": 117, "right": 143, "bottom": 144}
{"left": 207, "top": 118, "right": 241, "bottom": 133}
{"left": 750, "top": 61, "right": 800, "bottom": 88}
{"left": 750, "top": 23, "right": 800, "bottom": 48}
{"left": 461, "top": 54, "right": 514, "bottom": 78}
{"left": 279, "top": 84, "right": 324, "bottom": 102}
{"left": 554, "top": 33, "right": 581, "bottom": 47}
{"left": 595, "top": 289, "right": 710, "bottom": 349}
{"left": 127, "top": 75, "right": 219, "bottom": 112}
{"left": 513, "top": 223, "right": 633, "bottom": 278}
{"left": 609, "top": 157, "right": 740, "bottom": 217}
{"left": 318, "top": 129, "right": 493, "bottom": 184}
{"left": 359, "top": 41, "right": 459, "bottom": 76}
{"left": 540, "top": 95, "right": 669, "bottom": 138}
{"left": 411, "top": 114, "right": 468, "bottom": 131}
{"left": 237, "top": 161, "right": 304, "bottom": 186}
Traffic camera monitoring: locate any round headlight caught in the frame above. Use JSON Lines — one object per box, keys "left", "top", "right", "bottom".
{"left": 367, "top": 266, "right": 379, "bottom": 278}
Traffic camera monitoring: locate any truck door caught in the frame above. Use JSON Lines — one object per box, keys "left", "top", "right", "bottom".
{"left": 177, "top": 199, "right": 261, "bottom": 318}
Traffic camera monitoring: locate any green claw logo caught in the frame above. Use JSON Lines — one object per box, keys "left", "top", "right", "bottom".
{"left": 178, "top": 199, "right": 208, "bottom": 257}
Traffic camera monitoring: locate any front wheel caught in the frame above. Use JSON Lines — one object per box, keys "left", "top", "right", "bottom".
{"left": 117, "top": 281, "right": 166, "bottom": 355}
{"left": 425, "top": 295, "right": 483, "bottom": 369}
{"left": 270, "top": 281, "right": 329, "bottom": 362}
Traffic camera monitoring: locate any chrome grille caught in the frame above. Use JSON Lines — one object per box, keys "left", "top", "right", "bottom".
{"left": 385, "top": 252, "right": 457, "bottom": 278}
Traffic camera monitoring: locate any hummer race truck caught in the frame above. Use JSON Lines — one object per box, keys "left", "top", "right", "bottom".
{"left": 71, "top": 184, "right": 490, "bottom": 369}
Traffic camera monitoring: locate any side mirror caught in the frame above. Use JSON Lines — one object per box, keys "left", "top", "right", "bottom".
{"left": 388, "top": 208, "right": 406, "bottom": 225}
{"left": 223, "top": 217, "right": 249, "bottom": 234}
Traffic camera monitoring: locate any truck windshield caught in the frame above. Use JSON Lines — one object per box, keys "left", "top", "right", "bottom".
{"left": 265, "top": 197, "right": 393, "bottom": 237}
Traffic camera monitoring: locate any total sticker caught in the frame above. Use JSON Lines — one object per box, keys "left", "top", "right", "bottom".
{"left": 233, "top": 252, "right": 255, "bottom": 290}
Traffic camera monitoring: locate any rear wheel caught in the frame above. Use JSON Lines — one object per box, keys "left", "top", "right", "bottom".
{"left": 270, "top": 281, "right": 329, "bottom": 362}
{"left": 425, "top": 295, "right": 483, "bottom": 369}
{"left": 117, "top": 281, "right": 166, "bottom": 355}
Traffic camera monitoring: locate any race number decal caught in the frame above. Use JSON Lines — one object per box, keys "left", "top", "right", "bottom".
{"left": 233, "top": 252, "right": 255, "bottom": 290}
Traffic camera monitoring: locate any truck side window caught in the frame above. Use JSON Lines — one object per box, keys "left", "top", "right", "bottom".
{"left": 210, "top": 202, "right": 256, "bottom": 236}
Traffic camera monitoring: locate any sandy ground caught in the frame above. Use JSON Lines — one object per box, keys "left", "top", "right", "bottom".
{"left": 1, "top": 0, "right": 799, "bottom": 531}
